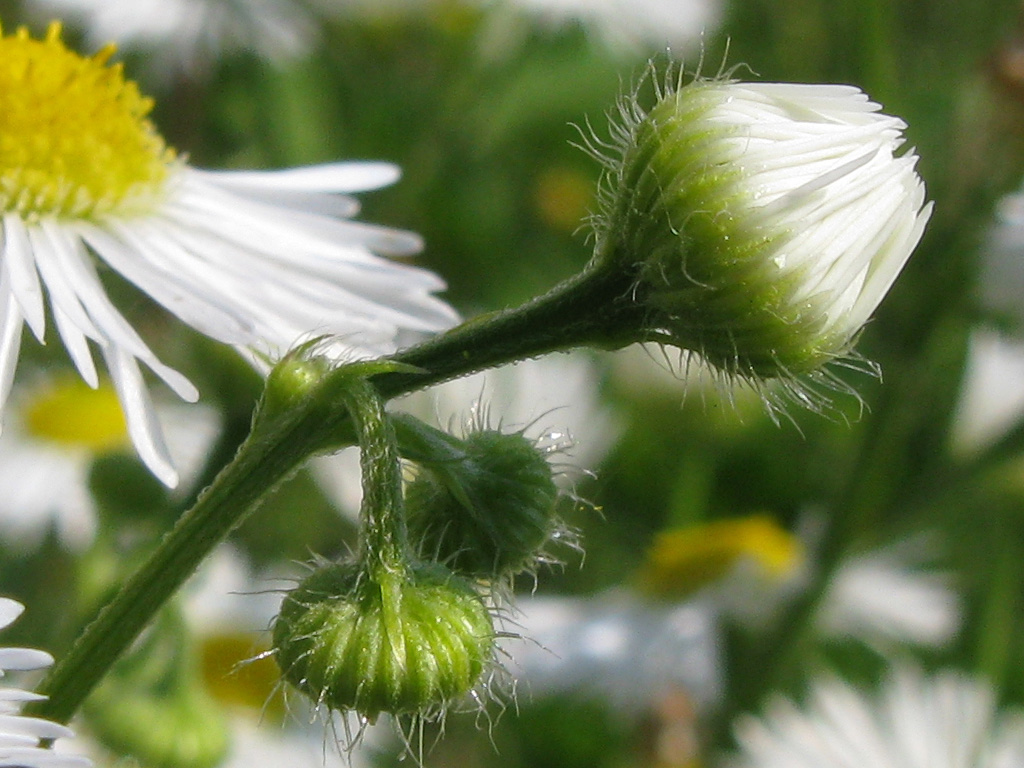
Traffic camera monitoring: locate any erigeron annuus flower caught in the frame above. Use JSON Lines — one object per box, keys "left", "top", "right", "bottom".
{"left": 594, "top": 74, "right": 932, "bottom": 397}
{"left": 0, "top": 22, "right": 457, "bottom": 486}
{"left": 0, "top": 597, "right": 92, "bottom": 767}
{"left": 730, "top": 665, "right": 1024, "bottom": 768}
{"left": 0, "top": 377, "right": 218, "bottom": 549}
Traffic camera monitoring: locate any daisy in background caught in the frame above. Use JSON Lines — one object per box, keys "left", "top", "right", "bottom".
{"left": 730, "top": 664, "right": 1024, "bottom": 768}
{"left": 0, "top": 376, "right": 219, "bottom": 550}
{"left": 476, "top": 0, "right": 722, "bottom": 54}
{"left": 0, "top": 597, "right": 91, "bottom": 767}
{"left": 950, "top": 329, "right": 1024, "bottom": 454}
{"left": 0, "top": 22, "right": 457, "bottom": 486}
{"left": 25, "top": 0, "right": 320, "bottom": 79}
{"left": 817, "top": 541, "right": 961, "bottom": 650}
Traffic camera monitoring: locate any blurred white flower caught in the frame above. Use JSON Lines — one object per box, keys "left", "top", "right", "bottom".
{"left": 818, "top": 543, "right": 961, "bottom": 649}
{"left": 26, "top": 0, "right": 319, "bottom": 78}
{"left": 0, "top": 597, "right": 92, "bottom": 767}
{"left": 500, "top": 589, "right": 721, "bottom": 715}
{"left": 314, "top": 351, "right": 619, "bottom": 517}
{"left": 730, "top": 665, "right": 1024, "bottom": 768}
{"left": 951, "top": 329, "right": 1024, "bottom": 453}
{"left": 0, "top": 378, "right": 219, "bottom": 549}
{"left": 0, "top": 24, "right": 456, "bottom": 485}
{"left": 478, "top": 0, "right": 722, "bottom": 53}
{"left": 981, "top": 190, "right": 1024, "bottom": 326}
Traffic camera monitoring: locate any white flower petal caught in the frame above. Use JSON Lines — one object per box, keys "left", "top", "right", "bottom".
{"left": 103, "top": 347, "right": 179, "bottom": 488}
{"left": 0, "top": 602, "right": 23, "bottom": 632}
{"left": 1, "top": 216, "right": 45, "bottom": 342}
{"left": 50, "top": 305, "right": 99, "bottom": 390}
{"left": 79, "top": 222, "right": 254, "bottom": 345}
{"left": 0, "top": 649, "right": 52, "bottom": 672}
{"left": 28, "top": 225, "right": 102, "bottom": 344}
{"left": 0, "top": 274, "right": 25, "bottom": 420}
{"left": 202, "top": 162, "right": 402, "bottom": 194}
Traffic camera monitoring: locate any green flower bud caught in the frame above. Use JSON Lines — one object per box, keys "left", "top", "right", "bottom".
{"left": 273, "top": 561, "right": 494, "bottom": 722}
{"left": 596, "top": 75, "right": 932, "bottom": 382}
{"left": 405, "top": 429, "right": 561, "bottom": 579}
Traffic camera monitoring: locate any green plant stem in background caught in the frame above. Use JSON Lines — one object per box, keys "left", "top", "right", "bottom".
{"left": 29, "top": 256, "right": 642, "bottom": 725}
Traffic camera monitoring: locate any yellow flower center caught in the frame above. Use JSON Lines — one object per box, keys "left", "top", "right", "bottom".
{"left": 0, "top": 21, "right": 174, "bottom": 222}
{"left": 24, "top": 378, "right": 128, "bottom": 452}
{"left": 636, "top": 515, "right": 803, "bottom": 600}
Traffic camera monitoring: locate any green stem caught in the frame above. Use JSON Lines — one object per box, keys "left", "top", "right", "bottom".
{"left": 31, "top": 400, "right": 333, "bottom": 724}
{"left": 340, "top": 378, "right": 407, "bottom": 577}
{"left": 30, "top": 258, "right": 637, "bottom": 724}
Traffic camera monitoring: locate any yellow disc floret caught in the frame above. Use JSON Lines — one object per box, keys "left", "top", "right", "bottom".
{"left": 25, "top": 378, "right": 128, "bottom": 452}
{"left": 636, "top": 515, "right": 803, "bottom": 600}
{"left": 0, "top": 21, "right": 175, "bottom": 221}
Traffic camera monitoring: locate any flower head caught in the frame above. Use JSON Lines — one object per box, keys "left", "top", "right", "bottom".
{"left": 273, "top": 560, "right": 495, "bottom": 724}
{"left": 0, "top": 597, "right": 92, "bottom": 767}
{"left": 0, "top": 22, "right": 457, "bottom": 486}
{"left": 592, "top": 73, "right": 932, "bottom": 401}
{"left": 730, "top": 665, "right": 1024, "bottom": 768}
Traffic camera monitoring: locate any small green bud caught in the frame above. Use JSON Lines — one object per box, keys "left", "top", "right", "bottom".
{"left": 405, "top": 429, "right": 560, "bottom": 579}
{"left": 262, "top": 349, "right": 333, "bottom": 419}
{"left": 595, "top": 74, "right": 932, "bottom": 383}
{"left": 273, "top": 561, "right": 494, "bottom": 722}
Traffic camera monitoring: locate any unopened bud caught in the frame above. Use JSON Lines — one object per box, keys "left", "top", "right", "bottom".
{"left": 273, "top": 561, "right": 493, "bottom": 722}
{"left": 405, "top": 429, "right": 560, "bottom": 579}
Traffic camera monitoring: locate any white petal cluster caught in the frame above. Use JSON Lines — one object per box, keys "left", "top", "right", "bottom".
{"left": 731, "top": 665, "right": 1024, "bottom": 768}
{"left": 818, "top": 545, "right": 960, "bottom": 649}
{"left": 0, "top": 598, "right": 91, "bottom": 768}
{"left": 0, "top": 162, "right": 457, "bottom": 487}
{"left": 26, "top": 0, "right": 319, "bottom": 77}
{"left": 602, "top": 78, "right": 932, "bottom": 388}
{"left": 707, "top": 83, "right": 932, "bottom": 342}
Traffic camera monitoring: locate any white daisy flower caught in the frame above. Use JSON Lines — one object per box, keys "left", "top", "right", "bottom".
{"left": 0, "top": 597, "right": 92, "bottom": 767}
{"left": 0, "top": 377, "right": 219, "bottom": 549}
{"left": 730, "top": 665, "right": 1024, "bottom": 768}
{"left": 0, "top": 23, "right": 457, "bottom": 486}
{"left": 595, "top": 77, "right": 932, "bottom": 394}
{"left": 25, "top": 0, "right": 319, "bottom": 78}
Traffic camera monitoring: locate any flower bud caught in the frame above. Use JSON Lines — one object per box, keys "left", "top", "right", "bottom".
{"left": 405, "top": 429, "right": 560, "bottom": 579}
{"left": 273, "top": 561, "right": 493, "bottom": 721}
{"left": 596, "top": 76, "right": 932, "bottom": 383}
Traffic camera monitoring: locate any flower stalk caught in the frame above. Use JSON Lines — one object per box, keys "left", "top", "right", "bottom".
{"left": 26, "top": 261, "right": 634, "bottom": 725}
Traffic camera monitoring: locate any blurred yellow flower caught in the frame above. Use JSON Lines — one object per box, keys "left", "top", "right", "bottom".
{"left": 637, "top": 515, "right": 803, "bottom": 600}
